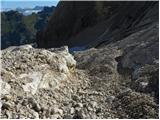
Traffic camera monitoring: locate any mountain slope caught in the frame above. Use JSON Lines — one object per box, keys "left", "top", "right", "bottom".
{"left": 37, "top": 1, "right": 158, "bottom": 48}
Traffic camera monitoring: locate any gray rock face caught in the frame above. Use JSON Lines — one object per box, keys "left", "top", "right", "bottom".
{"left": 37, "top": 1, "right": 158, "bottom": 49}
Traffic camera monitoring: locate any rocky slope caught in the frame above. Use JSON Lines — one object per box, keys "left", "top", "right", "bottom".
{"left": 1, "top": 1, "right": 159, "bottom": 119}
{"left": 1, "top": 43, "right": 158, "bottom": 119}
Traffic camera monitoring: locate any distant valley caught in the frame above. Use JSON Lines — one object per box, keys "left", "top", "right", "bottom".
{"left": 1, "top": 6, "right": 55, "bottom": 49}
{"left": 2, "top": 6, "right": 44, "bottom": 15}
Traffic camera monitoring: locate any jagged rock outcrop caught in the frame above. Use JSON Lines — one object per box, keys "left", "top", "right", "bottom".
{"left": 37, "top": 1, "right": 158, "bottom": 48}
{"left": 1, "top": 44, "right": 158, "bottom": 119}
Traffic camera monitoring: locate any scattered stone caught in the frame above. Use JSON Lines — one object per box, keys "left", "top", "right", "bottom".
{"left": 32, "top": 111, "right": 39, "bottom": 119}
{"left": 70, "top": 107, "right": 75, "bottom": 114}
{"left": 51, "top": 114, "right": 60, "bottom": 119}
{"left": 50, "top": 107, "right": 63, "bottom": 116}
{"left": 96, "top": 108, "right": 102, "bottom": 114}
{"left": 63, "top": 114, "right": 73, "bottom": 119}
{"left": 90, "top": 101, "right": 97, "bottom": 108}
{"left": 72, "top": 95, "right": 80, "bottom": 101}
{"left": 1, "top": 80, "right": 11, "bottom": 95}
{"left": 106, "top": 96, "right": 115, "bottom": 103}
{"left": 87, "top": 106, "right": 93, "bottom": 111}
{"left": 5, "top": 111, "right": 12, "bottom": 118}
{"left": 75, "top": 103, "right": 83, "bottom": 108}
{"left": 22, "top": 99, "right": 28, "bottom": 106}
{"left": 40, "top": 104, "right": 48, "bottom": 112}
{"left": 73, "top": 110, "right": 85, "bottom": 119}
{"left": 2, "top": 102, "right": 12, "bottom": 110}
{"left": 32, "top": 103, "right": 41, "bottom": 112}
{"left": 2, "top": 95, "right": 12, "bottom": 101}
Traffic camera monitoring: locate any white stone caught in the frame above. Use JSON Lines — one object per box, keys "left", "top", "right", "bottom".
{"left": 22, "top": 72, "right": 43, "bottom": 95}
{"left": 0, "top": 79, "right": 11, "bottom": 95}
{"left": 70, "top": 107, "right": 75, "bottom": 114}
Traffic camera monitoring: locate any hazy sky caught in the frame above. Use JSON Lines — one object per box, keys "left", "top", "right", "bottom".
{"left": 1, "top": 0, "right": 59, "bottom": 9}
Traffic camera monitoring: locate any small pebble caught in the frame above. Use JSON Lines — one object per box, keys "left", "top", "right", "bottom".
{"left": 75, "top": 103, "right": 83, "bottom": 108}
{"left": 70, "top": 107, "right": 75, "bottom": 114}
{"left": 90, "top": 101, "right": 97, "bottom": 108}
{"left": 63, "top": 115, "right": 73, "bottom": 119}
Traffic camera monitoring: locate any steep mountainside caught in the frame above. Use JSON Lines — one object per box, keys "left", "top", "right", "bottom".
{"left": 37, "top": 1, "right": 158, "bottom": 48}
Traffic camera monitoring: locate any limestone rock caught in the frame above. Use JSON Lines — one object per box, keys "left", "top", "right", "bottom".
{"left": 1, "top": 80, "right": 11, "bottom": 95}
{"left": 2, "top": 45, "right": 76, "bottom": 96}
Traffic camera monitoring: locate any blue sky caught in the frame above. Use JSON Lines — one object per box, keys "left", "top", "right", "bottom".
{"left": 1, "top": 0, "right": 59, "bottom": 9}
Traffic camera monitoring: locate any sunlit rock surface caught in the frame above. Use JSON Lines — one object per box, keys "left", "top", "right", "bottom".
{"left": 1, "top": 45, "right": 76, "bottom": 94}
